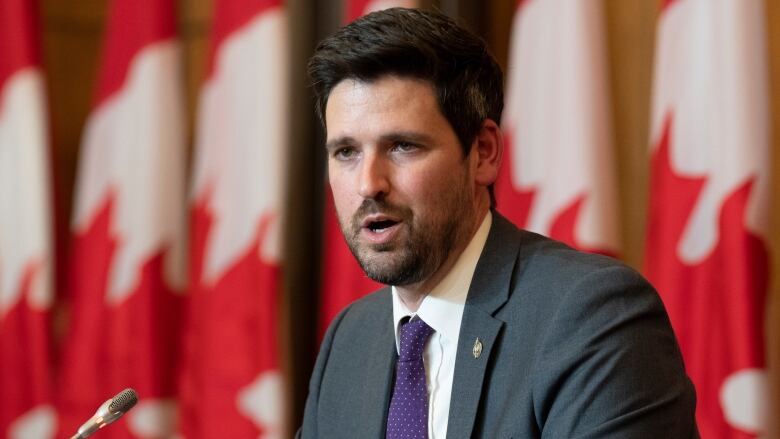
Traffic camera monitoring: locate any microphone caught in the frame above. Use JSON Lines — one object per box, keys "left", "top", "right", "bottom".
{"left": 70, "top": 388, "right": 139, "bottom": 439}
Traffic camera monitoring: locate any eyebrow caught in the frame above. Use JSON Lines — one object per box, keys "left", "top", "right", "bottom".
{"left": 325, "top": 131, "right": 434, "bottom": 151}
{"left": 325, "top": 136, "right": 357, "bottom": 152}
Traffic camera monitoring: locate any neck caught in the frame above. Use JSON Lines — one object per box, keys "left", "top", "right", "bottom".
{"left": 395, "top": 205, "right": 489, "bottom": 312}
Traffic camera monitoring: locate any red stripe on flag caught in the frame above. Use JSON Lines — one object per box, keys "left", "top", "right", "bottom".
{"left": 645, "top": 115, "right": 767, "bottom": 439}
{"left": 0, "top": 0, "right": 40, "bottom": 86}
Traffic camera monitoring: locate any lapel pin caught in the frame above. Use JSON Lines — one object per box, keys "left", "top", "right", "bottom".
{"left": 473, "top": 338, "right": 483, "bottom": 359}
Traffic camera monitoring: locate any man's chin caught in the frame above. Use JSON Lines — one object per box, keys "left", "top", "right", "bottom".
{"left": 355, "top": 247, "right": 400, "bottom": 267}
{"left": 350, "top": 237, "right": 399, "bottom": 254}
{"left": 368, "top": 242, "right": 397, "bottom": 252}
{"left": 355, "top": 252, "right": 407, "bottom": 282}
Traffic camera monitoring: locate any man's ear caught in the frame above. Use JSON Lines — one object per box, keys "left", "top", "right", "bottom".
{"left": 471, "top": 119, "right": 503, "bottom": 187}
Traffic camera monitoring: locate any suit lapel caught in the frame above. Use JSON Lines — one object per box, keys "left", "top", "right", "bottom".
{"left": 446, "top": 213, "right": 521, "bottom": 439}
{"left": 354, "top": 288, "right": 397, "bottom": 437}
{"left": 446, "top": 308, "right": 503, "bottom": 439}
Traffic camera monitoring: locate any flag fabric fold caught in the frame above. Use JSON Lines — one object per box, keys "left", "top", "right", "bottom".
{"left": 496, "top": 0, "right": 620, "bottom": 256}
{"left": 57, "top": 0, "right": 186, "bottom": 436}
{"left": 0, "top": 0, "right": 57, "bottom": 436}
{"left": 178, "top": 1, "right": 289, "bottom": 437}
{"left": 644, "top": 1, "right": 771, "bottom": 437}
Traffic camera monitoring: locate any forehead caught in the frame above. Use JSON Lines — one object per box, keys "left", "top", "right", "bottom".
{"left": 324, "top": 76, "right": 449, "bottom": 140}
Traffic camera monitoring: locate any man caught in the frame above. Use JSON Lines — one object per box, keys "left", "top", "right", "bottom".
{"left": 300, "top": 8, "right": 697, "bottom": 438}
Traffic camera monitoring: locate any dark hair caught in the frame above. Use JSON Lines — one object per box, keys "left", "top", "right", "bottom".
{"left": 308, "top": 7, "right": 504, "bottom": 158}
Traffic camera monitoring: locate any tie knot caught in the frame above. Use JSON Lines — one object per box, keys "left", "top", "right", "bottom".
{"left": 398, "top": 317, "right": 434, "bottom": 361}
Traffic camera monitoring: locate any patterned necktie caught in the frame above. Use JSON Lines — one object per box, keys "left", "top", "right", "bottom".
{"left": 386, "top": 317, "right": 435, "bottom": 439}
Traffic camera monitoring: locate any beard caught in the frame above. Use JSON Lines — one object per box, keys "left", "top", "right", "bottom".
{"left": 338, "top": 175, "right": 475, "bottom": 287}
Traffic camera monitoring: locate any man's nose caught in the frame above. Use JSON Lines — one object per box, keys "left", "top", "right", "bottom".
{"left": 358, "top": 152, "right": 390, "bottom": 199}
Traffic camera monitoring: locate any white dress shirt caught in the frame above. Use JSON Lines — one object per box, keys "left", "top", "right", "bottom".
{"left": 391, "top": 211, "right": 492, "bottom": 439}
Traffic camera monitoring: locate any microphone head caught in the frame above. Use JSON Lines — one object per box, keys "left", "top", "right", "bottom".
{"left": 108, "top": 388, "right": 138, "bottom": 414}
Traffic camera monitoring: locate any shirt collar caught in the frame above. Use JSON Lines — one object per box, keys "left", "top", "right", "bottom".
{"left": 392, "top": 211, "right": 493, "bottom": 350}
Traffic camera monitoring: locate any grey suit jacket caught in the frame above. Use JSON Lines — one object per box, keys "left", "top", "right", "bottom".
{"left": 299, "top": 213, "right": 698, "bottom": 438}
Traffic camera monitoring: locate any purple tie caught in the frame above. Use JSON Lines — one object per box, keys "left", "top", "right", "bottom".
{"left": 386, "top": 317, "right": 435, "bottom": 439}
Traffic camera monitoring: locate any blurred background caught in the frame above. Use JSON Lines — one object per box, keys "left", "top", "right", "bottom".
{"left": 2, "top": 0, "right": 780, "bottom": 437}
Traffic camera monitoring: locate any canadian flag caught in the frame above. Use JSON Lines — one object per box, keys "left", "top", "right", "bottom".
{"left": 496, "top": 0, "right": 620, "bottom": 255}
{"left": 318, "top": 0, "right": 418, "bottom": 337}
{"left": 644, "top": 1, "right": 771, "bottom": 438}
{"left": 0, "top": 0, "right": 57, "bottom": 437}
{"left": 177, "top": 1, "right": 288, "bottom": 437}
{"left": 56, "top": 0, "right": 186, "bottom": 437}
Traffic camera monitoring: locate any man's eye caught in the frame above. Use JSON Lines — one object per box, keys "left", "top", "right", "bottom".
{"left": 334, "top": 147, "right": 357, "bottom": 160}
{"left": 392, "top": 142, "right": 418, "bottom": 153}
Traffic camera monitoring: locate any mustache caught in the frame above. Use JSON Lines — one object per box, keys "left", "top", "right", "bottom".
{"left": 350, "top": 199, "right": 412, "bottom": 230}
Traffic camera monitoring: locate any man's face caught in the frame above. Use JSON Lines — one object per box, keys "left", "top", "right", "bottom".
{"left": 325, "top": 76, "right": 480, "bottom": 286}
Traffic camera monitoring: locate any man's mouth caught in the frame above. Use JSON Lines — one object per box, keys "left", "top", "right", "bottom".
{"left": 367, "top": 219, "right": 398, "bottom": 232}
{"left": 360, "top": 215, "right": 403, "bottom": 243}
